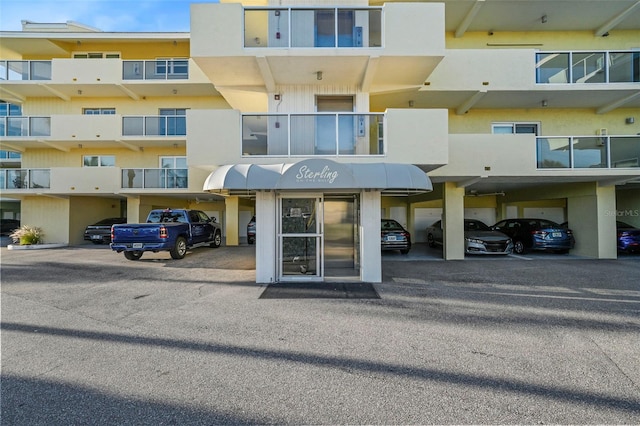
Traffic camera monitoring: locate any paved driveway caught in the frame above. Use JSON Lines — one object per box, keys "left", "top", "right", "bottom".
{"left": 1, "top": 245, "right": 639, "bottom": 425}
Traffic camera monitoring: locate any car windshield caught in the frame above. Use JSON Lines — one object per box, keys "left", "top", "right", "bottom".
{"left": 464, "top": 220, "right": 490, "bottom": 231}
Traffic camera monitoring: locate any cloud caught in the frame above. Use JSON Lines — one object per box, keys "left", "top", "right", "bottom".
{"left": 0, "top": 0, "right": 197, "bottom": 32}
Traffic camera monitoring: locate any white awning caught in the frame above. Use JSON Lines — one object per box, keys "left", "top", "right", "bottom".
{"left": 203, "top": 159, "right": 432, "bottom": 192}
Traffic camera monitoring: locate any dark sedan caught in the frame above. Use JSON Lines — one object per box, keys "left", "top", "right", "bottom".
{"left": 84, "top": 217, "right": 127, "bottom": 244}
{"left": 426, "top": 219, "right": 513, "bottom": 255}
{"left": 492, "top": 218, "right": 574, "bottom": 254}
{"left": 617, "top": 221, "right": 640, "bottom": 253}
{"left": 381, "top": 219, "right": 411, "bottom": 254}
{"left": 247, "top": 216, "right": 256, "bottom": 245}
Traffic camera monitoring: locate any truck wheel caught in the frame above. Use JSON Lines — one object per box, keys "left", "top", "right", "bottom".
{"left": 170, "top": 237, "right": 187, "bottom": 259}
{"left": 209, "top": 230, "right": 222, "bottom": 248}
{"left": 124, "top": 251, "right": 143, "bottom": 261}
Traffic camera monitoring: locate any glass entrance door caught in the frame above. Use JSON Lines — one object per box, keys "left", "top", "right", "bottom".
{"left": 279, "top": 196, "right": 322, "bottom": 280}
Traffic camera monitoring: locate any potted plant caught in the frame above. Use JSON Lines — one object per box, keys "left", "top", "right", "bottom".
{"left": 9, "top": 225, "right": 44, "bottom": 245}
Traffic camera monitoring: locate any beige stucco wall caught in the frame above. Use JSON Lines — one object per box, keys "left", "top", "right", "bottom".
{"left": 448, "top": 108, "right": 640, "bottom": 136}
{"left": 446, "top": 30, "right": 640, "bottom": 51}
{"left": 20, "top": 196, "right": 70, "bottom": 244}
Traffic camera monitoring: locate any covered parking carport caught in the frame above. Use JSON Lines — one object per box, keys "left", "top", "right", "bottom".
{"left": 409, "top": 175, "right": 640, "bottom": 260}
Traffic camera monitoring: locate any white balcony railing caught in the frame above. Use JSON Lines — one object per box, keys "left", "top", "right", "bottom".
{"left": 0, "top": 115, "right": 186, "bottom": 138}
{"left": 0, "top": 117, "right": 51, "bottom": 137}
{"left": 536, "top": 51, "right": 640, "bottom": 84}
{"left": 242, "top": 113, "right": 384, "bottom": 157}
{"left": 0, "top": 60, "right": 52, "bottom": 80}
{"left": 1, "top": 59, "right": 189, "bottom": 81}
{"left": 536, "top": 135, "right": 640, "bottom": 169}
{"left": 244, "top": 7, "right": 383, "bottom": 48}
{"left": 122, "top": 60, "right": 189, "bottom": 80}
{"left": 0, "top": 168, "right": 50, "bottom": 189}
{"left": 122, "top": 116, "right": 186, "bottom": 136}
{"left": 121, "top": 168, "right": 188, "bottom": 189}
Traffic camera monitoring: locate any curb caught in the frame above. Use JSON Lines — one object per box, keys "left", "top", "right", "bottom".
{"left": 7, "top": 243, "right": 68, "bottom": 250}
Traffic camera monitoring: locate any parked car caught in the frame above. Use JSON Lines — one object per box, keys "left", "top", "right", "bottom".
{"left": 111, "top": 209, "right": 221, "bottom": 260}
{"left": 426, "top": 219, "right": 513, "bottom": 255}
{"left": 616, "top": 221, "right": 640, "bottom": 253}
{"left": 84, "top": 217, "right": 127, "bottom": 244}
{"left": 0, "top": 218, "right": 20, "bottom": 236}
{"left": 381, "top": 219, "right": 411, "bottom": 254}
{"left": 247, "top": 216, "right": 256, "bottom": 244}
{"left": 491, "top": 218, "right": 574, "bottom": 254}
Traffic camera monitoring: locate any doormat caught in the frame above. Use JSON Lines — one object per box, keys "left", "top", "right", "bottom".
{"left": 259, "top": 282, "right": 380, "bottom": 299}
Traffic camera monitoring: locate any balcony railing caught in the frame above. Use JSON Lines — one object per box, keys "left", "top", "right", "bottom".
{"left": 122, "top": 116, "right": 186, "bottom": 136}
{"left": 0, "top": 168, "right": 50, "bottom": 189}
{"left": 536, "top": 51, "right": 640, "bottom": 84}
{"left": 121, "top": 168, "right": 188, "bottom": 189}
{"left": 244, "top": 7, "right": 383, "bottom": 48}
{"left": 0, "top": 60, "right": 52, "bottom": 80}
{"left": 536, "top": 135, "right": 640, "bottom": 169}
{"left": 122, "top": 60, "right": 189, "bottom": 80}
{"left": 0, "top": 117, "right": 51, "bottom": 136}
{"left": 242, "top": 113, "right": 384, "bottom": 157}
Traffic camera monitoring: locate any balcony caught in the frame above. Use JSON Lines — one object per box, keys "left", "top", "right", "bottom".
{"left": 188, "top": 108, "right": 448, "bottom": 170}
{"left": 0, "top": 60, "right": 52, "bottom": 80}
{"left": 122, "top": 116, "right": 186, "bottom": 137}
{"left": 0, "top": 117, "right": 50, "bottom": 137}
{"left": 0, "top": 115, "right": 186, "bottom": 146}
{"left": 244, "top": 8, "right": 382, "bottom": 49}
{"left": 121, "top": 168, "right": 188, "bottom": 189}
{"left": 537, "top": 136, "right": 640, "bottom": 169}
{"left": 1, "top": 59, "right": 189, "bottom": 82}
{"left": 0, "top": 167, "right": 193, "bottom": 194}
{"left": 0, "top": 59, "right": 216, "bottom": 100}
{"left": 191, "top": 3, "right": 444, "bottom": 110}
{"left": 536, "top": 51, "right": 640, "bottom": 84}
{"left": 0, "top": 168, "right": 50, "bottom": 189}
{"left": 242, "top": 113, "right": 384, "bottom": 157}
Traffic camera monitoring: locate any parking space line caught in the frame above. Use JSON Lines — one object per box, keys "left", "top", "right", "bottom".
{"left": 508, "top": 254, "right": 533, "bottom": 260}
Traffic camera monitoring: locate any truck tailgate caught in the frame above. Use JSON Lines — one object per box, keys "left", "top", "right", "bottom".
{"left": 112, "top": 225, "right": 162, "bottom": 243}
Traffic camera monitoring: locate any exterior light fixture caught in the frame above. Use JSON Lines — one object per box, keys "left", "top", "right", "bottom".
{"left": 626, "top": 117, "right": 635, "bottom": 124}
{"left": 408, "top": 100, "right": 414, "bottom": 107}
{"left": 541, "top": 15, "right": 548, "bottom": 24}
{"left": 542, "top": 100, "right": 548, "bottom": 107}
{"left": 172, "top": 89, "right": 178, "bottom": 95}
{"left": 316, "top": 71, "right": 323, "bottom": 81}
{"left": 77, "top": 90, "right": 82, "bottom": 95}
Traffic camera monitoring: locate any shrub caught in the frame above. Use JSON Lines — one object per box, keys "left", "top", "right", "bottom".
{"left": 9, "top": 225, "right": 44, "bottom": 245}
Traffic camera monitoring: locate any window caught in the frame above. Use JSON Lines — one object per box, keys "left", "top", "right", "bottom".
{"left": 160, "top": 156, "right": 187, "bottom": 188}
{"left": 0, "top": 101, "right": 22, "bottom": 116}
{"left": 492, "top": 122, "right": 539, "bottom": 135}
{"left": 83, "top": 155, "right": 115, "bottom": 167}
{"left": 83, "top": 108, "right": 116, "bottom": 115}
{"left": 73, "top": 52, "right": 120, "bottom": 59}
{"left": 155, "top": 58, "right": 188, "bottom": 76}
{"left": 159, "top": 109, "right": 187, "bottom": 136}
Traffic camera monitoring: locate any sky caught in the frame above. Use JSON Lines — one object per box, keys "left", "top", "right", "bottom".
{"left": 0, "top": 0, "right": 215, "bottom": 32}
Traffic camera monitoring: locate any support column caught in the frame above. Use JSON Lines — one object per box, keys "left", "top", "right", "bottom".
{"left": 256, "top": 191, "right": 276, "bottom": 283}
{"left": 443, "top": 182, "right": 465, "bottom": 260}
{"left": 225, "top": 196, "right": 239, "bottom": 246}
{"left": 126, "top": 196, "right": 141, "bottom": 222}
{"left": 567, "top": 184, "right": 617, "bottom": 259}
{"left": 361, "top": 190, "right": 382, "bottom": 283}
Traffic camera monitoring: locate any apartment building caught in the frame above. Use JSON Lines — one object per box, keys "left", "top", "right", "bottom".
{"left": 1, "top": 0, "right": 639, "bottom": 283}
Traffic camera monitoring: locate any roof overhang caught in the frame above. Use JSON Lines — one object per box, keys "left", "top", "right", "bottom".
{"left": 203, "top": 159, "right": 432, "bottom": 194}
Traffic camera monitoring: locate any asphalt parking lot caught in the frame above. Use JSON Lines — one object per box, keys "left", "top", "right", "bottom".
{"left": 1, "top": 244, "right": 639, "bottom": 425}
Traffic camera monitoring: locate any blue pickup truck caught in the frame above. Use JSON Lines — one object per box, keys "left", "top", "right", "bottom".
{"left": 111, "top": 209, "right": 222, "bottom": 260}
